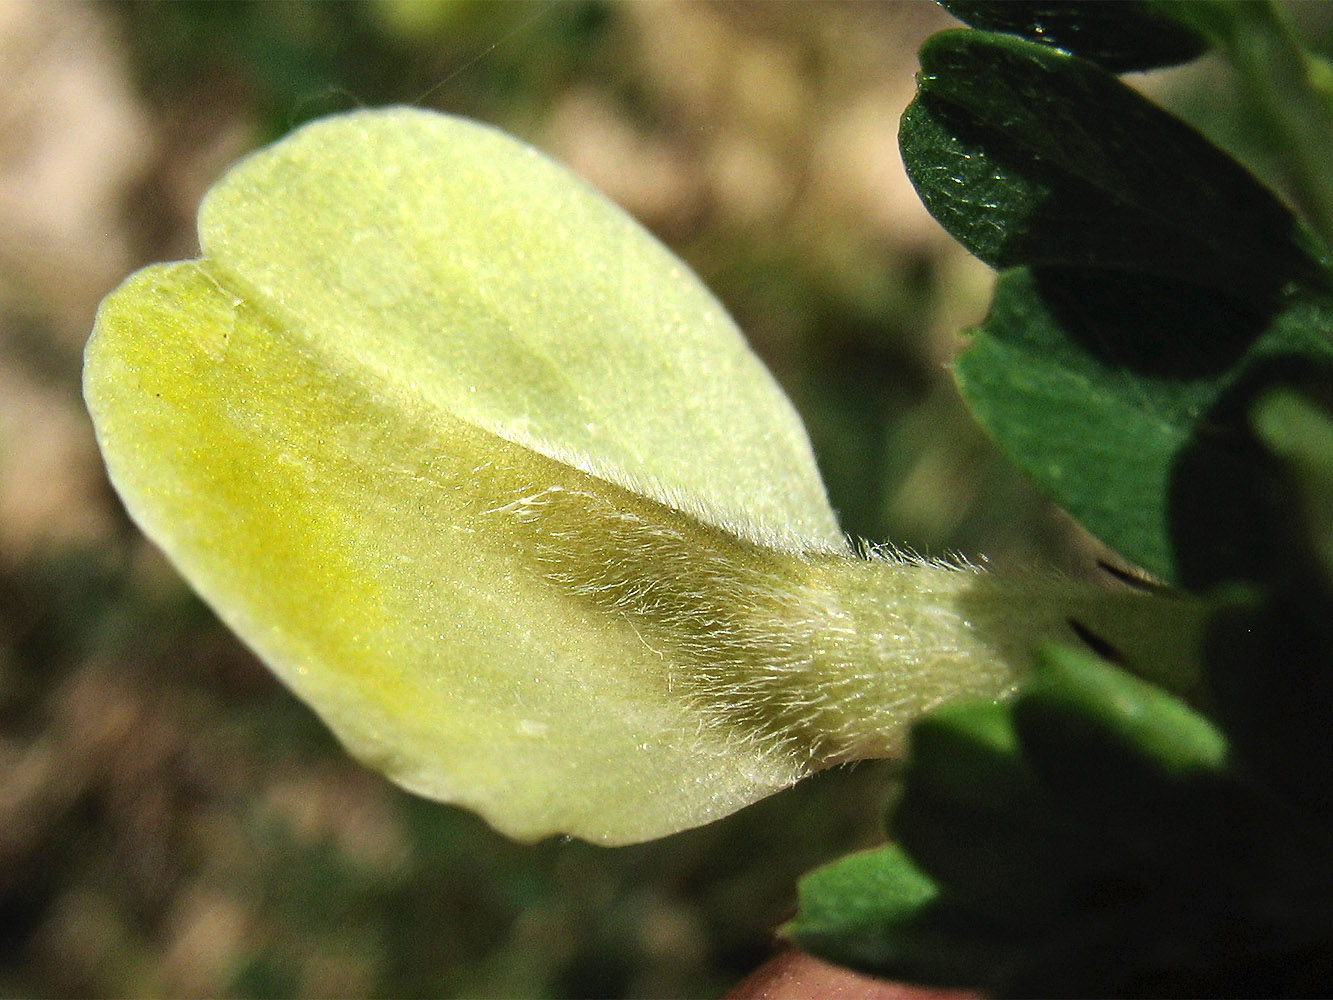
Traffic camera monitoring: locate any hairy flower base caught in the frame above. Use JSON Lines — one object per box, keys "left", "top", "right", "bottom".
{"left": 509, "top": 467, "right": 1203, "bottom": 767}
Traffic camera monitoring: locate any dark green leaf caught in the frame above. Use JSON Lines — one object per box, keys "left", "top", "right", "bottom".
{"left": 1254, "top": 389, "right": 1333, "bottom": 580}
{"left": 902, "top": 699, "right": 1030, "bottom": 813}
{"left": 937, "top": 1, "right": 1208, "bottom": 71}
{"left": 953, "top": 270, "right": 1333, "bottom": 585}
{"left": 798, "top": 650, "right": 1333, "bottom": 995}
{"left": 1006, "top": 646, "right": 1333, "bottom": 988}
{"left": 1199, "top": 386, "right": 1333, "bottom": 812}
{"left": 784, "top": 843, "right": 936, "bottom": 970}
{"left": 895, "top": 701, "right": 1076, "bottom": 928}
{"left": 892, "top": 785, "right": 1077, "bottom": 930}
{"left": 1015, "top": 644, "right": 1229, "bottom": 792}
{"left": 1205, "top": 497, "right": 1333, "bottom": 813}
{"left": 1010, "top": 645, "right": 1229, "bottom": 882}
{"left": 900, "top": 31, "right": 1323, "bottom": 301}
{"left": 784, "top": 843, "right": 1016, "bottom": 988}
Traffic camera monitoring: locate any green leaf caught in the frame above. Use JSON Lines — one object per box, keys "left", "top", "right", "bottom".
{"left": 937, "top": 1, "right": 1208, "bottom": 71}
{"left": 900, "top": 30, "right": 1322, "bottom": 301}
{"left": 894, "top": 701, "right": 1077, "bottom": 928}
{"left": 795, "top": 638, "right": 1331, "bottom": 995}
{"left": 1202, "top": 388, "right": 1333, "bottom": 811}
{"left": 84, "top": 108, "right": 850, "bottom": 845}
{"left": 1015, "top": 644, "right": 1229, "bottom": 793}
{"left": 786, "top": 843, "right": 938, "bottom": 964}
{"left": 1204, "top": 589, "right": 1333, "bottom": 813}
{"left": 901, "top": 699, "right": 1030, "bottom": 814}
{"left": 793, "top": 646, "right": 1333, "bottom": 995}
{"left": 1254, "top": 389, "right": 1333, "bottom": 578}
{"left": 785, "top": 843, "right": 1012, "bottom": 987}
{"left": 953, "top": 269, "right": 1333, "bottom": 585}
{"left": 892, "top": 785, "right": 1077, "bottom": 931}
{"left": 1206, "top": 579, "right": 1333, "bottom": 814}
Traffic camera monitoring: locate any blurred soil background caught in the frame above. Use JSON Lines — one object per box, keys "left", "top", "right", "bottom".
{"left": 2, "top": 2, "right": 1327, "bottom": 997}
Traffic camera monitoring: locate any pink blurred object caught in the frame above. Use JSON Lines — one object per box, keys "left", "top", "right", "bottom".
{"left": 725, "top": 947, "right": 980, "bottom": 1000}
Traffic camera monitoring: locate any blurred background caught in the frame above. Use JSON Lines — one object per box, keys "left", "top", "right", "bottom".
{"left": 2, "top": 2, "right": 1325, "bottom": 997}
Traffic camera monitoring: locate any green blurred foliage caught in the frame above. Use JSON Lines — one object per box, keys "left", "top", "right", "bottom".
{"left": 113, "top": 0, "right": 615, "bottom": 137}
